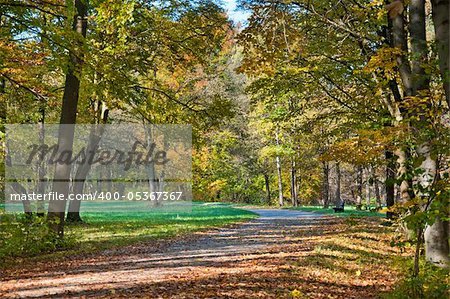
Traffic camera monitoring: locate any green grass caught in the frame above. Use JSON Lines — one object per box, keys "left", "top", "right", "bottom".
{"left": 289, "top": 205, "right": 386, "bottom": 218}
{"left": 1, "top": 202, "right": 257, "bottom": 266}
{"left": 70, "top": 202, "right": 257, "bottom": 250}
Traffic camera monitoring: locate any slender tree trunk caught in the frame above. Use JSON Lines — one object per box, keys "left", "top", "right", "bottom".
{"left": 374, "top": 177, "right": 381, "bottom": 208}
{"left": 36, "top": 106, "right": 46, "bottom": 217}
{"left": 385, "top": 151, "right": 396, "bottom": 218}
{"left": 371, "top": 166, "right": 382, "bottom": 208}
{"left": 322, "top": 161, "right": 329, "bottom": 208}
{"left": 117, "top": 166, "right": 125, "bottom": 197}
{"left": 335, "top": 162, "right": 342, "bottom": 207}
{"left": 290, "top": 159, "right": 297, "bottom": 206}
{"left": 365, "top": 167, "right": 371, "bottom": 209}
{"left": 275, "top": 129, "right": 283, "bottom": 206}
{"left": 47, "top": 0, "right": 88, "bottom": 237}
{"left": 36, "top": 14, "right": 47, "bottom": 217}
{"left": 0, "top": 78, "right": 4, "bottom": 202}
{"left": 356, "top": 165, "right": 363, "bottom": 210}
{"left": 0, "top": 78, "right": 4, "bottom": 94}
{"left": 264, "top": 173, "right": 271, "bottom": 204}
{"left": 414, "top": 227, "right": 424, "bottom": 277}
{"left": 275, "top": 155, "right": 283, "bottom": 206}
{"left": 158, "top": 134, "right": 168, "bottom": 193}
{"left": 145, "top": 125, "right": 160, "bottom": 207}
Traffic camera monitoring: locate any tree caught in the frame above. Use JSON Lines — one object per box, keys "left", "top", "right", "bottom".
{"left": 46, "top": 0, "right": 88, "bottom": 237}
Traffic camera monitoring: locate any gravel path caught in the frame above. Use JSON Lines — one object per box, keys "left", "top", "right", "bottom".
{"left": 1, "top": 209, "right": 326, "bottom": 298}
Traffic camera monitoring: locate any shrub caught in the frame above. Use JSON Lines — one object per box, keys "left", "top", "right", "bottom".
{"left": 385, "top": 260, "right": 449, "bottom": 299}
{"left": 0, "top": 212, "right": 78, "bottom": 263}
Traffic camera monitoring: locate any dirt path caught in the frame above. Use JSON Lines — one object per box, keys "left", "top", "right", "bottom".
{"left": 0, "top": 209, "right": 398, "bottom": 298}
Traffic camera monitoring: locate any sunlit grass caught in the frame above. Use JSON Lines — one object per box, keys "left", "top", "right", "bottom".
{"left": 65, "top": 201, "right": 257, "bottom": 253}
{"left": 290, "top": 205, "right": 386, "bottom": 217}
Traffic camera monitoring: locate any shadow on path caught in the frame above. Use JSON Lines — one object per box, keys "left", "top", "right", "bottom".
{"left": 0, "top": 209, "right": 345, "bottom": 298}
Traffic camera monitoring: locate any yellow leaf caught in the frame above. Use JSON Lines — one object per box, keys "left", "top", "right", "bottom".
{"left": 291, "top": 289, "right": 304, "bottom": 298}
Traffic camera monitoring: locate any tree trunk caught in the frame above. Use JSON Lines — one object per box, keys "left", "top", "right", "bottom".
{"left": 392, "top": 5, "right": 413, "bottom": 97}
{"left": 275, "top": 129, "right": 283, "bottom": 206}
{"left": 417, "top": 144, "right": 449, "bottom": 268}
{"left": 0, "top": 78, "right": 4, "bottom": 203}
{"left": 395, "top": 148, "right": 412, "bottom": 203}
{"left": 322, "top": 161, "right": 329, "bottom": 208}
{"left": 335, "top": 162, "right": 342, "bottom": 207}
{"left": 36, "top": 107, "right": 46, "bottom": 217}
{"left": 424, "top": 218, "right": 450, "bottom": 268}
{"left": 275, "top": 155, "right": 283, "bottom": 206}
{"left": 67, "top": 121, "right": 106, "bottom": 223}
{"left": 145, "top": 125, "right": 160, "bottom": 207}
{"left": 264, "top": 173, "right": 271, "bottom": 204}
{"left": 47, "top": 0, "right": 88, "bottom": 237}
{"left": 431, "top": 0, "right": 450, "bottom": 107}
{"left": 158, "top": 134, "right": 168, "bottom": 194}
{"left": 356, "top": 165, "right": 363, "bottom": 210}
{"left": 385, "top": 150, "right": 396, "bottom": 218}
{"left": 36, "top": 14, "right": 47, "bottom": 217}
{"left": 290, "top": 159, "right": 297, "bottom": 207}
{"left": 374, "top": 177, "right": 381, "bottom": 209}
{"left": 372, "top": 166, "right": 382, "bottom": 208}
{"left": 409, "top": 0, "right": 429, "bottom": 93}
{"left": 365, "top": 167, "right": 371, "bottom": 209}
{"left": 428, "top": 0, "right": 450, "bottom": 268}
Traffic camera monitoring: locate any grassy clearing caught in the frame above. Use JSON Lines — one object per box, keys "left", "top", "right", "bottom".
{"left": 290, "top": 205, "right": 386, "bottom": 218}
{"left": 70, "top": 202, "right": 257, "bottom": 250}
